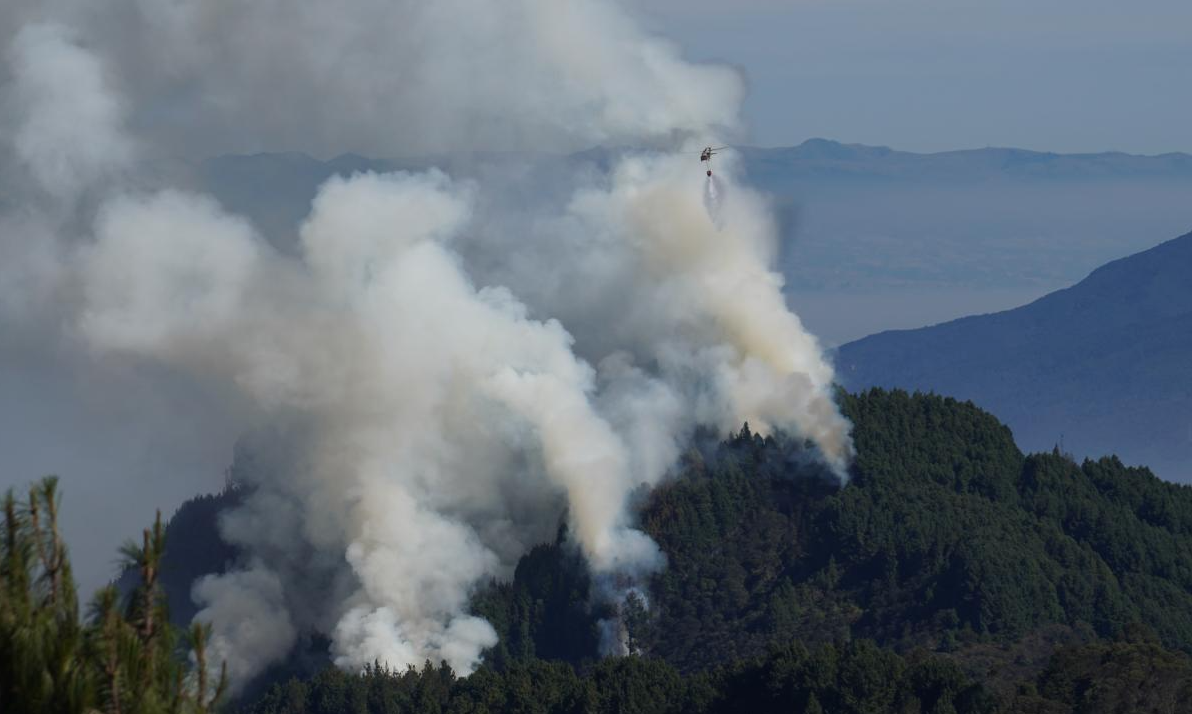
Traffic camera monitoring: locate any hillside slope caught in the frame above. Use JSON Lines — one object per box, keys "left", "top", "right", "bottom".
{"left": 235, "top": 389, "right": 1192, "bottom": 712}
{"left": 836, "top": 231, "right": 1192, "bottom": 481}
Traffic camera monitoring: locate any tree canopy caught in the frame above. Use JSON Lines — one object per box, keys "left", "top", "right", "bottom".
{"left": 11, "top": 388, "right": 1192, "bottom": 713}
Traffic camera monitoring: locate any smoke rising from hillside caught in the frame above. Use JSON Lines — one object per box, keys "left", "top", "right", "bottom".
{"left": 0, "top": 0, "right": 851, "bottom": 688}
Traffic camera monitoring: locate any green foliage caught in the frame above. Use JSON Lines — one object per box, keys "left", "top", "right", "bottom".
{"left": 29, "top": 387, "right": 1192, "bottom": 713}
{"left": 0, "top": 477, "right": 227, "bottom": 714}
{"left": 637, "top": 432, "right": 842, "bottom": 668}
{"left": 623, "top": 389, "right": 1192, "bottom": 667}
{"left": 1016, "top": 453, "right": 1192, "bottom": 647}
{"left": 1, "top": 478, "right": 90, "bottom": 713}
{"left": 242, "top": 644, "right": 993, "bottom": 714}
{"left": 708, "top": 640, "right": 999, "bottom": 714}
{"left": 471, "top": 537, "right": 607, "bottom": 666}
{"left": 1006, "top": 637, "right": 1192, "bottom": 713}
{"left": 444, "top": 389, "right": 1192, "bottom": 710}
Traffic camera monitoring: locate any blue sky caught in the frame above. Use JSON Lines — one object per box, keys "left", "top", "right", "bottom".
{"left": 639, "top": 0, "right": 1192, "bottom": 154}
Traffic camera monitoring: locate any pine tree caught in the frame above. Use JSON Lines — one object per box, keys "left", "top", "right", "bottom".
{"left": 0, "top": 477, "right": 228, "bottom": 714}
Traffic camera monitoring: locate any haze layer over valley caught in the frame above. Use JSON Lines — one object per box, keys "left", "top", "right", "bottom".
{"left": 189, "top": 141, "right": 1192, "bottom": 346}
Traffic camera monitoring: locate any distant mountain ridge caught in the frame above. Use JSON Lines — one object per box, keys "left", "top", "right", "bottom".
{"left": 190, "top": 141, "right": 1192, "bottom": 301}
{"left": 740, "top": 138, "right": 1192, "bottom": 184}
{"left": 199, "top": 140, "right": 1192, "bottom": 198}
{"left": 836, "top": 229, "right": 1192, "bottom": 482}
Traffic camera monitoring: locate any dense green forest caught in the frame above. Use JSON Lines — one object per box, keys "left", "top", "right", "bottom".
{"left": 475, "top": 389, "right": 1192, "bottom": 664}
{"left": 239, "top": 633, "right": 1192, "bottom": 714}
{"left": 8, "top": 389, "right": 1192, "bottom": 712}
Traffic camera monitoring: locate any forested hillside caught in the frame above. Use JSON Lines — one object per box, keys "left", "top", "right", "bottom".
{"left": 241, "top": 389, "right": 1192, "bottom": 712}
{"left": 473, "top": 390, "right": 1192, "bottom": 670}
{"left": 19, "top": 389, "right": 1192, "bottom": 713}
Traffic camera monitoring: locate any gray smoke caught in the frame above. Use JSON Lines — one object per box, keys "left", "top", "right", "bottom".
{"left": 0, "top": 0, "right": 852, "bottom": 689}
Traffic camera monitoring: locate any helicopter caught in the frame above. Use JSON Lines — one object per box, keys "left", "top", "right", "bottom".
{"left": 700, "top": 146, "right": 726, "bottom": 176}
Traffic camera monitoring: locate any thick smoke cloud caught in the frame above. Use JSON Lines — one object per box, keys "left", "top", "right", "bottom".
{"left": 0, "top": 0, "right": 851, "bottom": 689}
{"left": 3, "top": 0, "right": 742, "bottom": 159}
{"left": 8, "top": 23, "right": 133, "bottom": 200}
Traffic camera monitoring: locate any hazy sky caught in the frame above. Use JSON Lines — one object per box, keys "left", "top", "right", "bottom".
{"left": 638, "top": 0, "right": 1192, "bottom": 155}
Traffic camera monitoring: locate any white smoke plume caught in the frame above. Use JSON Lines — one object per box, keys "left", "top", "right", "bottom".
{"left": 191, "top": 566, "right": 297, "bottom": 685}
{"left": 7, "top": 23, "right": 133, "bottom": 200}
{"left": 1, "top": 0, "right": 742, "bottom": 159}
{"left": 0, "top": 0, "right": 852, "bottom": 690}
